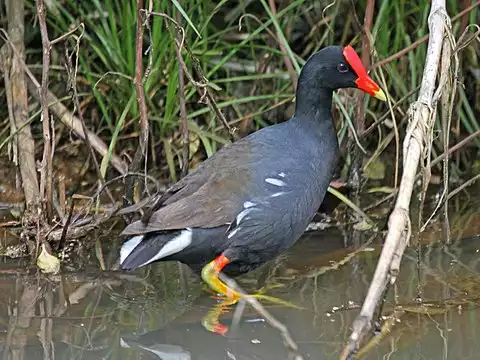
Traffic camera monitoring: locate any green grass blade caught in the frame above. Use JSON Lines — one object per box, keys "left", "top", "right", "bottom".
{"left": 328, "top": 187, "right": 375, "bottom": 226}
{"left": 100, "top": 94, "right": 135, "bottom": 177}
{"left": 171, "top": 0, "right": 202, "bottom": 39}
{"left": 259, "top": 0, "right": 301, "bottom": 74}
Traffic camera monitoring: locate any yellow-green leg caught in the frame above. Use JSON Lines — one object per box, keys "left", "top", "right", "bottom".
{"left": 201, "top": 254, "right": 303, "bottom": 307}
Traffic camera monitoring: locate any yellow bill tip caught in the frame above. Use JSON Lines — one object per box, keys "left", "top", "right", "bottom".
{"left": 374, "top": 88, "right": 387, "bottom": 101}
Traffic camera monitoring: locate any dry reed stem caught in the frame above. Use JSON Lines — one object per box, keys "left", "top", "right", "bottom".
{"left": 219, "top": 273, "right": 304, "bottom": 360}
{"left": 146, "top": 11, "right": 237, "bottom": 141}
{"left": 267, "top": 0, "right": 297, "bottom": 89}
{"left": 373, "top": 0, "right": 480, "bottom": 69}
{"left": 0, "top": 29, "right": 128, "bottom": 175}
{"left": 28, "top": 81, "right": 128, "bottom": 174}
{"left": 174, "top": 4, "right": 190, "bottom": 179}
{"left": 340, "top": 1, "right": 449, "bottom": 357}
{"left": 1, "top": 0, "right": 40, "bottom": 210}
{"left": 348, "top": 0, "right": 375, "bottom": 198}
{"left": 65, "top": 34, "right": 116, "bottom": 207}
{"left": 36, "top": 0, "right": 54, "bottom": 223}
{"left": 124, "top": 0, "right": 150, "bottom": 205}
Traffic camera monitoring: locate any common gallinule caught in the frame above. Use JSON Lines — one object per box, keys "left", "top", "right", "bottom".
{"left": 120, "top": 45, "right": 386, "bottom": 302}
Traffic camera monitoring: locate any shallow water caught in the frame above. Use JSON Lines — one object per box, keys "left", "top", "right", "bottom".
{"left": 0, "top": 221, "right": 479, "bottom": 360}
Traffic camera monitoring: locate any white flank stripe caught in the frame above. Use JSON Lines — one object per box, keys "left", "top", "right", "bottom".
{"left": 228, "top": 227, "right": 240, "bottom": 239}
{"left": 243, "top": 201, "right": 255, "bottom": 208}
{"left": 139, "top": 228, "right": 192, "bottom": 267}
{"left": 265, "top": 178, "right": 286, "bottom": 187}
{"left": 119, "top": 338, "right": 130, "bottom": 348}
{"left": 236, "top": 208, "right": 251, "bottom": 224}
{"left": 120, "top": 235, "right": 144, "bottom": 265}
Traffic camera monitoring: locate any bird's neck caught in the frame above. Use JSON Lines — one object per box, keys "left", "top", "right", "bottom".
{"left": 295, "top": 83, "right": 333, "bottom": 123}
{"left": 292, "top": 86, "right": 333, "bottom": 130}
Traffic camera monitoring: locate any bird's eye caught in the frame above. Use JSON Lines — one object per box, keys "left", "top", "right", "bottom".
{"left": 337, "top": 63, "right": 349, "bottom": 73}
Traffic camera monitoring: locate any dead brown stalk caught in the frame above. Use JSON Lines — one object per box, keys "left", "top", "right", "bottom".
{"left": 134, "top": 9, "right": 241, "bottom": 224}
{"left": 349, "top": 0, "right": 375, "bottom": 195}
{"left": 340, "top": 1, "right": 449, "bottom": 357}
{"left": 147, "top": 11, "right": 237, "bottom": 141}
{"left": 218, "top": 273, "right": 303, "bottom": 360}
{"left": 0, "top": 28, "right": 128, "bottom": 174}
{"left": 36, "top": 0, "right": 54, "bottom": 223}
{"left": 363, "top": 85, "right": 421, "bottom": 136}
{"left": 174, "top": 4, "right": 190, "bottom": 178}
{"left": 267, "top": 0, "right": 297, "bottom": 89}
{"left": 1, "top": 0, "right": 40, "bottom": 212}
{"left": 372, "top": 0, "right": 480, "bottom": 69}
{"left": 64, "top": 33, "right": 116, "bottom": 207}
{"left": 124, "top": 0, "right": 150, "bottom": 206}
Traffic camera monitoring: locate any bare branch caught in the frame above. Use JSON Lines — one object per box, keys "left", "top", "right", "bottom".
{"left": 341, "top": 1, "right": 449, "bottom": 357}
{"left": 218, "top": 273, "right": 304, "bottom": 360}
{"left": 36, "top": 0, "right": 54, "bottom": 222}
{"left": 1, "top": 0, "right": 39, "bottom": 211}
{"left": 174, "top": 4, "right": 189, "bottom": 178}
{"left": 64, "top": 31, "right": 116, "bottom": 206}
{"left": 0, "top": 29, "right": 128, "bottom": 175}
{"left": 348, "top": 0, "right": 375, "bottom": 197}
{"left": 266, "top": 0, "right": 297, "bottom": 88}
{"left": 372, "top": 0, "right": 480, "bottom": 68}
{"left": 124, "top": 0, "right": 150, "bottom": 206}
{"left": 147, "top": 10, "right": 237, "bottom": 141}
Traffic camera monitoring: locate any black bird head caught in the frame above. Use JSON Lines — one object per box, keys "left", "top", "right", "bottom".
{"left": 297, "top": 45, "right": 386, "bottom": 102}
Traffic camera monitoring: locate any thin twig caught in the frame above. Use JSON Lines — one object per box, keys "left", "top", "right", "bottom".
{"left": 32, "top": 172, "right": 161, "bottom": 243}
{"left": 439, "top": 31, "right": 456, "bottom": 242}
{"left": 175, "top": 5, "right": 190, "bottom": 178}
{"left": 125, "top": 0, "right": 150, "bottom": 205}
{"left": 214, "top": 97, "right": 294, "bottom": 132}
{"left": 364, "top": 129, "right": 480, "bottom": 213}
{"left": 430, "top": 130, "right": 480, "bottom": 168}
{"left": 185, "top": 47, "right": 238, "bottom": 141}
{"left": 447, "top": 173, "right": 480, "bottom": 200}
{"left": 341, "top": 1, "right": 448, "bottom": 357}
{"left": 356, "top": 0, "right": 375, "bottom": 134}
{"left": 373, "top": 0, "right": 480, "bottom": 68}
{"left": 373, "top": 35, "right": 429, "bottom": 69}
{"left": 57, "top": 198, "right": 75, "bottom": 251}
{"left": 36, "top": 0, "right": 54, "bottom": 222}
{"left": 347, "top": 0, "right": 375, "bottom": 204}
{"left": 34, "top": 170, "right": 163, "bottom": 242}
{"left": 65, "top": 34, "right": 116, "bottom": 205}
{"left": 377, "top": 65, "right": 400, "bottom": 188}
{"left": 267, "top": 0, "right": 297, "bottom": 88}
{"left": 218, "top": 273, "right": 303, "bottom": 359}
{"left": 147, "top": 10, "right": 237, "bottom": 141}
{"left": 238, "top": 14, "right": 278, "bottom": 42}
{"left": 363, "top": 85, "right": 420, "bottom": 136}
{"left": 1, "top": 2, "right": 40, "bottom": 211}
{"left": 0, "top": 29, "right": 128, "bottom": 174}
{"left": 57, "top": 175, "right": 65, "bottom": 218}
{"left": 50, "top": 24, "right": 83, "bottom": 46}
{"left": 43, "top": 213, "right": 114, "bottom": 242}
{"left": 97, "top": 172, "right": 162, "bottom": 207}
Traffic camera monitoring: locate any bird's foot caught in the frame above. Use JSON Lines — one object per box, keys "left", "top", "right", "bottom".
{"left": 201, "top": 256, "right": 302, "bottom": 309}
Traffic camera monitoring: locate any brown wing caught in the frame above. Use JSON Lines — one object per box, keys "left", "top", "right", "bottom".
{"left": 121, "top": 141, "right": 254, "bottom": 235}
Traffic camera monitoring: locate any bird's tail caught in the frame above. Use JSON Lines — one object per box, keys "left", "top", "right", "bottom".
{"left": 120, "top": 229, "right": 192, "bottom": 270}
